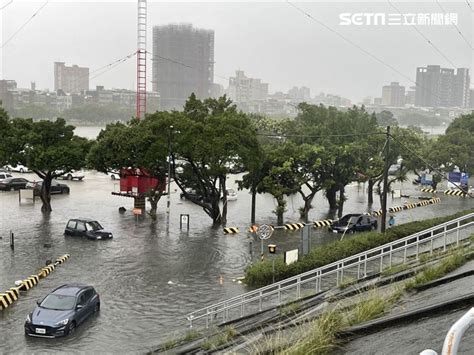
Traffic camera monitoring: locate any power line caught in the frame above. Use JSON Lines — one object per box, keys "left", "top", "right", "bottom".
{"left": 286, "top": 1, "right": 415, "bottom": 85}
{"left": 387, "top": 0, "right": 458, "bottom": 68}
{"left": 466, "top": 0, "right": 474, "bottom": 12}
{"left": 89, "top": 51, "right": 137, "bottom": 81}
{"left": 0, "top": 0, "right": 13, "bottom": 11}
{"left": 286, "top": 1, "right": 464, "bottom": 107}
{"left": 435, "top": 0, "right": 474, "bottom": 51}
{"left": 257, "top": 132, "right": 386, "bottom": 139}
{"left": 146, "top": 50, "right": 230, "bottom": 81}
{"left": 0, "top": 0, "right": 48, "bottom": 49}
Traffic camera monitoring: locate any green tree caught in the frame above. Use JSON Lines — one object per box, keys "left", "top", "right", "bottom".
{"left": 6, "top": 118, "right": 90, "bottom": 212}
{"left": 171, "top": 94, "right": 260, "bottom": 225}
{"left": 427, "top": 114, "right": 474, "bottom": 174}
{"left": 88, "top": 115, "right": 172, "bottom": 219}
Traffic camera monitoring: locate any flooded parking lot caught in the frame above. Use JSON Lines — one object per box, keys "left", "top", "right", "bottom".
{"left": 0, "top": 170, "right": 472, "bottom": 352}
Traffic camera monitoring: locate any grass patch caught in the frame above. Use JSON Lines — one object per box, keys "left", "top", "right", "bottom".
{"left": 405, "top": 252, "right": 467, "bottom": 291}
{"left": 245, "top": 209, "right": 474, "bottom": 287}
{"left": 280, "top": 300, "right": 301, "bottom": 317}
{"left": 346, "top": 288, "right": 403, "bottom": 326}
{"left": 284, "top": 309, "right": 343, "bottom": 355}
{"left": 160, "top": 329, "right": 202, "bottom": 351}
{"left": 201, "top": 326, "right": 238, "bottom": 351}
{"left": 339, "top": 276, "right": 357, "bottom": 289}
{"left": 161, "top": 339, "right": 177, "bottom": 351}
{"left": 381, "top": 263, "right": 411, "bottom": 277}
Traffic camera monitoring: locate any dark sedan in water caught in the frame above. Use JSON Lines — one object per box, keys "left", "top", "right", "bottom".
{"left": 0, "top": 177, "right": 30, "bottom": 191}
{"left": 25, "top": 284, "right": 100, "bottom": 338}
{"left": 64, "top": 219, "right": 113, "bottom": 240}
{"left": 26, "top": 180, "right": 70, "bottom": 195}
{"left": 330, "top": 214, "right": 378, "bottom": 234}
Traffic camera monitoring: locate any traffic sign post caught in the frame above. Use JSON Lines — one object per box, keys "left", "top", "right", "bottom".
{"left": 257, "top": 224, "right": 273, "bottom": 263}
{"left": 180, "top": 214, "right": 190, "bottom": 231}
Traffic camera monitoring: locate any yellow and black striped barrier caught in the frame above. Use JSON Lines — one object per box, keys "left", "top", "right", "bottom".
{"left": 223, "top": 227, "right": 240, "bottom": 235}
{"left": 417, "top": 200, "right": 430, "bottom": 207}
{"left": 313, "top": 219, "right": 333, "bottom": 228}
{"left": 1, "top": 254, "right": 71, "bottom": 312}
{"left": 55, "top": 254, "right": 70, "bottom": 264}
{"left": 0, "top": 287, "right": 21, "bottom": 310}
{"left": 444, "top": 190, "right": 467, "bottom": 197}
{"left": 372, "top": 210, "right": 383, "bottom": 217}
{"left": 38, "top": 264, "right": 55, "bottom": 278}
{"left": 403, "top": 203, "right": 418, "bottom": 209}
{"left": 429, "top": 197, "right": 441, "bottom": 204}
{"left": 388, "top": 206, "right": 404, "bottom": 213}
{"left": 284, "top": 223, "right": 305, "bottom": 231}
{"left": 20, "top": 275, "right": 39, "bottom": 291}
{"left": 420, "top": 188, "right": 437, "bottom": 193}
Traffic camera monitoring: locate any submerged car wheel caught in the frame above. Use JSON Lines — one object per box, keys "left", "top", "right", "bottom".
{"left": 95, "top": 303, "right": 100, "bottom": 313}
{"left": 67, "top": 174, "right": 72, "bottom": 180}
{"left": 67, "top": 321, "right": 76, "bottom": 335}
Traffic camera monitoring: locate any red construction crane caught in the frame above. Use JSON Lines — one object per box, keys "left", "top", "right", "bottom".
{"left": 136, "top": 0, "right": 147, "bottom": 119}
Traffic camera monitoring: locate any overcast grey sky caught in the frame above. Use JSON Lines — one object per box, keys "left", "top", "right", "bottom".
{"left": 1, "top": 1, "right": 472, "bottom": 102}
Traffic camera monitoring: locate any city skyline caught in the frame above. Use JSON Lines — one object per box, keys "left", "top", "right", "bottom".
{"left": 1, "top": 1, "right": 472, "bottom": 103}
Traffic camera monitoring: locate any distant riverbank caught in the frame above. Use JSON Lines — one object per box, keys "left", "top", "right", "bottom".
{"left": 74, "top": 126, "right": 105, "bottom": 139}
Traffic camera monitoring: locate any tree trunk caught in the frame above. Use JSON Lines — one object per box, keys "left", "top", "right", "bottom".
{"left": 40, "top": 176, "right": 53, "bottom": 213}
{"left": 368, "top": 179, "right": 374, "bottom": 204}
{"left": 299, "top": 190, "right": 317, "bottom": 222}
{"left": 220, "top": 176, "right": 227, "bottom": 225}
{"left": 251, "top": 185, "right": 257, "bottom": 224}
{"left": 326, "top": 186, "right": 338, "bottom": 210}
{"left": 274, "top": 197, "right": 286, "bottom": 225}
{"left": 337, "top": 187, "right": 345, "bottom": 218}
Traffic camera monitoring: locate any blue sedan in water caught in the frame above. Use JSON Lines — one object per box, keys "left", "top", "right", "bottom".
{"left": 25, "top": 284, "right": 100, "bottom": 338}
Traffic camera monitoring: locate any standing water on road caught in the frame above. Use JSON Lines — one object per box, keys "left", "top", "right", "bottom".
{"left": 0, "top": 170, "right": 472, "bottom": 352}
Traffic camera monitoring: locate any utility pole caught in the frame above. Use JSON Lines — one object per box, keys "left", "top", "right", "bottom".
{"left": 167, "top": 125, "right": 173, "bottom": 217}
{"left": 381, "top": 126, "right": 390, "bottom": 233}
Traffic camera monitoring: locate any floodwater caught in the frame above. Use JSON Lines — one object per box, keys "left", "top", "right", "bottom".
{"left": 0, "top": 169, "right": 472, "bottom": 353}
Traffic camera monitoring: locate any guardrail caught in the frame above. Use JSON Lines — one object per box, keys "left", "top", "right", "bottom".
{"left": 186, "top": 213, "right": 474, "bottom": 328}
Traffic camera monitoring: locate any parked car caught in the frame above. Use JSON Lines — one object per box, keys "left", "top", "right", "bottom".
{"left": 330, "top": 214, "right": 378, "bottom": 234}
{"left": 180, "top": 188, "right": 210, "bottom": 202}
{"left": 26, "top": 180, "right": 70, "bottom": 195}
{"left": 6, "top": 164, "right": 29, "bottom": 173}
{"left": 0, "top": 177, "right": 30, "bottom": 191}
{"left": 107, "top": 171, "right": 120, "bottom": 180}
{"left": 0, "top": 172, "right": 13, "bottom": 181}
{"left": 60, "top": 170, "right": 85, "bottom": 181}
{"left": 221, "top": 188, "right": 238, "bottom": 201}
{"left": 64, "top": 218, "right": 113, "bottom": 240}
{"left": 24, "top": 284, "right": 100, "bottom": 338}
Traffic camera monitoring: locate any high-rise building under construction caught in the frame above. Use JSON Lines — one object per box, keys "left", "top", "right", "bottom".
{"left": 152, "top": 23, "right": 214, "bottom": 111}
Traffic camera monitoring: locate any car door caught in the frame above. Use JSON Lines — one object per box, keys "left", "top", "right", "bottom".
{"left": 11, "top": 178, "right": 23, "bottom": 190}
{"left": 82, "top": 289, "right": 95, "bottom": 318}
{"left": 354, "top": 216, "right": 363, "bottom": 231}
{"left": 75, "top": 221, "right": 87, "bottom": 237}
{"left": 75, "top": 292, "right": 88, "bottom": 324}
{"left": 65, "top": 220, "right": 76, "bottom": 236}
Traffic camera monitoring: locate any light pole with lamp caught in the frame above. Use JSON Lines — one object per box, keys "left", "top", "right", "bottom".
{"left": 268, "top": 244, "right": 277, "bottom": 283}
{"left": 166, "top": 125, "right": 173, "bottom": 226}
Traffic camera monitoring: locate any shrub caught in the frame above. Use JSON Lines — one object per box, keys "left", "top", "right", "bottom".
{"left": 245, "top": 209, "right": 474, "bottom": 287}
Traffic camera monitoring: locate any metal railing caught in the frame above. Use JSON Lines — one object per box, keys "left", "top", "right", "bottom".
{"left": 186, "top": 213, "right": 474, "bottom": 328}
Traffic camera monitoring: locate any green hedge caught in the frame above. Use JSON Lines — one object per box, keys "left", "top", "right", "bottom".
{"left": 245, "top": 209, "right": 474, "bottom": 287}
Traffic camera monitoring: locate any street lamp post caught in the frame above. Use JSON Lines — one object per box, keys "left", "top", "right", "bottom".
{"left": 167, "top": 125, "right": 173, "bottom": 218}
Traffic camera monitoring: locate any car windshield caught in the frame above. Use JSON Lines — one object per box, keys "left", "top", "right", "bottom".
{"left": 86, "top": 221, "right": 103, "bottom": 231}
{"left": 40, "top": 294, "right": 76, "bottom": 310}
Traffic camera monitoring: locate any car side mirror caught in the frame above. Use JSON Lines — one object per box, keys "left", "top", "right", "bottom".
{"left": 76, "top": 304, "right": 84, "bottom": 310}
{"left": 36, "top": 300, "right": 41, "bottom": 306}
